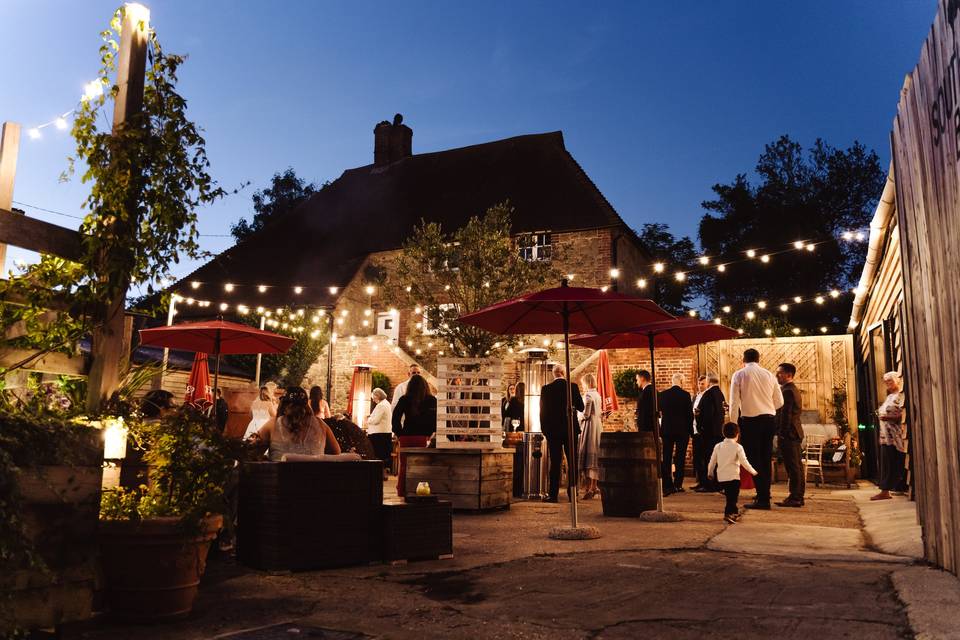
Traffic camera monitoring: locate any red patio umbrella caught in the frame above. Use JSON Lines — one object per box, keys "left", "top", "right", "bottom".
{"left": 595, "top": 350, "right": 619, "bottom": 416}
{"left": 139, "top": 318, "right": 295, "bottom": 395}
{"left": 458, "top": 279, "right": 673, "bottom": 529}
{"left": 572, "top": 318, "right": 739, "bottom": 511}
{"left": 184, "top": 352, "right": 213, "bottom": 407}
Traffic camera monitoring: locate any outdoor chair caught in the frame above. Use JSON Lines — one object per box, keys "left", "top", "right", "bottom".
{"left": 802, "top": 436, "right": 825, "bottom": 487}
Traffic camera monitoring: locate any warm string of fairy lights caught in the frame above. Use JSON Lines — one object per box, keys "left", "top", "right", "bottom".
{"left": 22, "top": 80, "right": 105, "bottom": 140}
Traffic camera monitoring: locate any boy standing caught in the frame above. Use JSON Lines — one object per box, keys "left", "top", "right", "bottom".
{"left": 708, "top": 422, "right": 759, "bottom": 524}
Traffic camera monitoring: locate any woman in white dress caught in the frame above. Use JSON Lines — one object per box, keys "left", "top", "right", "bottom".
{"left": 578, "top": 373, "right": 603, "bottom": 499}
{"left": 243, "top": 385, "right": 277, "bottom": 439}
{"left": 252, "top": 386, "right": 340, "bottom": 461}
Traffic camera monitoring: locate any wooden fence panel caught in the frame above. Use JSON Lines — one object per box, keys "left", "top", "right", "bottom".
{"left": 890, "top": 0, "right": 960, "bottom": 576}
{"left": 435, "top": 357, "right": 502, "bottom": 449}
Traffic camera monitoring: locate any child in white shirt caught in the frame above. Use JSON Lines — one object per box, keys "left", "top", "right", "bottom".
{"left": 708, "top": 422, "right": 758, "bottom": 523}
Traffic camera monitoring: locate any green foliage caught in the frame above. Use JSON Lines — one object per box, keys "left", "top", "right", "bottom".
{"left": 613, "top": 368, "right": 641, "bottom": 399}
{"left": 229, "top": 309, "right": 326, "bottom": 387}
{"left": 698, "top": 135, "right": 884, "bottom": 331}
{"left": 832, "top": 386, "right": 850, "bottom": 436}
{"left": 0, "top": 381, "right": 103, "bottom": 573}
{"left": 386, "top": 202, "right": 558, "bottom": 357}
{"left": 371, "top": 370, "right": 392, "bottom": 397}
{"left": 99, "top": 404, "right": 237, "bottom": 528}
{"left": 1, "top": 5, "right": 225, "bottom": 372}
{"left": 633, "top": 223, "right": 703, "bottom": 316}
{"left": 231, "top": 168, "right": 323, "bottom": 242}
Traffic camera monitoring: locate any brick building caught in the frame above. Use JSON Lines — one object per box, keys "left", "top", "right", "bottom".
{"left": 174, "top": 115, "right": 657, "bottom": 407}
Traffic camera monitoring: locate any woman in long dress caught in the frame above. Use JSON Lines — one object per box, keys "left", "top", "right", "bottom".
{"left": 578, "top": 373, "right": 603, "bottom": 499}
{"left": 243, "top": 385, "right": 277, "bottom": 439}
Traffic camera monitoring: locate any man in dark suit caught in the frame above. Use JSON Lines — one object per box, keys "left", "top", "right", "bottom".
{"left": 658, "top": 373, "right": 694, "bottom": 495}
{"left": 693, "top": 372, "right": 726, "bottom": 492}
{"left": 635, "top": 370, "right": 656, "bottom": 432}
{"left": 775, "top": 362, "right": 805, "bottom": 507}
{"left": 540, "top": 364, "right": 585, "bottom": 503}
{"left": 215, "top": 388, "right": 229, "bottom": 431}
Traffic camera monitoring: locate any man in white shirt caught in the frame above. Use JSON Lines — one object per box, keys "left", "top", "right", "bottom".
{"left": 728, "top": 348, "right": 783, "bottom": 510}
{"left": 391, "top": 363, "right": 422, "bottom": 411}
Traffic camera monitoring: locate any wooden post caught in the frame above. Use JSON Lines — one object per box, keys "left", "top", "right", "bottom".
{"left": 0, "top": 122, "right": 20, "bottom": 275}
{"left": 86, "top": 4, "right": 150, "bottom": 411}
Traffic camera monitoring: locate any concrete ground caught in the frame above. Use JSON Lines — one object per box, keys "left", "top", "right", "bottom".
{"left": 77, "top": 480, "right": 960, "bottom": 640}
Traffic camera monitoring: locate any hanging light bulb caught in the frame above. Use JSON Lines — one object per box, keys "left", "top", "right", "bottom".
{"left": 653, "top": 262, "right": 665, "bottom": 273}
{"left": 609, "top": 268, "right": 620, "bottom": 278}
{"left": 717, "top": 264, "right": 726, "bottom": 273}
{"left": 224, "top": 283, "right": 234, "bottom": 293}
{"left": 258, "top": 284, "right": 266, "bottom": 293}
{"left": 698, "top": 256, "right": 710, "bottom": 265}
{"left": 820, "top": 326, "right": 828, "bottom": 333}
{"left": 713, "top": 318, "right": 722, "bottom": 325}
{"left": 365, "top": 285, "right": 375, "bottom": 295}
{"left": 815, "top": 296, "right": 825, "bottom": 305}
{"left": 829, "top": 289, "right": 840, "bottom": 298}
{"left": 329, "top": 286, "right": 339, "bottom": 295}
{"left": 805, "top": 244, "right": 815, "bottom": 252}
{"left": 674, "top": 271, "right": 686, "bottom": 282}
{"left": 794, "top": 241, "right": 805, "bottom": 250}
{"left": 737, "top": 328, "right": 744, "bottom": 335}
{"left": 757, "top": 301, "right": 767, "bottom": 309}
{"left": 764, "top": 328, "right": 772, "bottom": 336}
{"left": 794, "top": 296, "right": 802, "bottom": 304}
{"left": 219, "top": 302, "right": 229, "bottom": 311}
{"left": 294, "top": 286, "right": 303, "bottom": 294}
{"left": 27, "top": 128, "right": 41, "bottom": 140}
{"left": 779, "top": 304, "right": 789, "bottom": 312}
{"left": 637, "top": 278, "right": 647, "bottom": 289}
{"left": 746, "top": 249, "right": 757, "bottom": 258}
{"left": 191, "top": 281, "right": 201, "bottom": 289}
{"left": 760, "top": 254, "right": 770, "bottom": 263}
{"left": 722, "top": 305, "right": 731, "bottom": 314}
{"left": 688, "top": 309, "right": 697, "bottom": 317}
{"left": 746, "top": 311, "right": 756, "bottom": 320}
{"left": 842, "top": 231, "right": 854, "bottom": 242}
{"left": 792, "top": 328, "right": 801, "bottom": 335}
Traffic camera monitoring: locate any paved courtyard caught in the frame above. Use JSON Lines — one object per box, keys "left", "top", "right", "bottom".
{"left": 79, "top": 482, "right": 960, "bottom": 640}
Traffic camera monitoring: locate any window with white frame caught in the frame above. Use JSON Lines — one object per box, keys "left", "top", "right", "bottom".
{"left": 518, "top": 232, "right": 552, "bottom": 262}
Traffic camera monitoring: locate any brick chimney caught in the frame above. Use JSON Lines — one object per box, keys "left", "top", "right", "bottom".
{"left": 373, "top": 114, "right": 412, "bottom": 166}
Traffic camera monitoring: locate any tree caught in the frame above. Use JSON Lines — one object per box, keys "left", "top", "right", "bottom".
{"left": 633, "top": 223, "right": 703, "bottom": 316}
{"left": 231, "top": 168, "right": 320, "bottom": 242}
{"left": 698, "top": 135, "right": 884, "bottom": 332}
{"left": 386, "top": 202, "right": 558, "bottom": 357}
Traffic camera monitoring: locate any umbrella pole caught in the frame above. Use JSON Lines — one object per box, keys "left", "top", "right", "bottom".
{"left": 213, "top": 328, "right": 221, "bottom": 408}
{"left": 563, "top": 307, "right": 579, "bottom": 529}
{"left": 649, "top": 333, "right": 664, "bottom": 513}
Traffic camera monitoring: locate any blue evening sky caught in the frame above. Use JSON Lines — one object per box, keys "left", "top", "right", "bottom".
{"left": 0, "top": 1, "right": 936, "bottom": 281}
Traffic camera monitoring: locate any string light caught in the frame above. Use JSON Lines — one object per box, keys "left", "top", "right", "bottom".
{"left": 820, "top": 326, "right": 828, "bottom": 333}
{"left": 637, "top": 278, "right": 647, "bottom": 289}
{"left": 293, "top": 286, "right": 302, "bottom": 294}
{"left": 815, "top": 296, "right": 825, "bottom": 305}
{"left": 717, "top": 264, "right": 726, "bottom": 273}
{"left": 829, "top": 289, "right": 840, "bottom": 298}
{"left": 794, "top": 296, "right": 802, "bottom": 303}
{"left": 224, "top": 283, "right": 234, "bottom": 292}
{"left": 805, "top": 244, "right": 815, "bottom": 252}
{"left": 760, "top": 254, "right": 770, "bottom": 263}
{"left": 764, "top": 328, "right": 772, "bottom": 336}
{"left": 722, "top": 306, "right": 731, "bottom": 313}
{"left": 674, "top": 272, "right": 686, "bottom": 282}
{"left": 757, "top": 301, "right": 767, "bottom": 309}
{"left": 609, "top": 268, "right": 620, "bottom": 278}
{"left": 792, "top": 328, "right": 801, "bottom": 335}
{"left": 793, "top": 241, "right": 805, "bottom": 249}
{"left": 698, "top": 256, "right": 710, "bottom": 265}
{"left": 713, "top": 318, "right": 722, "bottom": 325}
{"left": 746, "top": 311, "right": 756, "bottom": 320}
{"left": 779, "top": 304, "right": 789, "bottom": 312}
{"left": 329, "top": 286, "right": 339, "bottom": 294}
{"left": 746, "top": 249, "right": 757, "bottom": 258}
{"left": 687, "top": 310, "right": 697, "bottom": 317}
{"left": 653, "top": 262, "right": 665, "bottom": 273}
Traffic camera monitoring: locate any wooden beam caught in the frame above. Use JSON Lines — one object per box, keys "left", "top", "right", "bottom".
{"left": 0, "top": 122, "right": 20, "bottom": 272}
{"left": 86, "top": 4, "right": 149, "bottom": 412}
{"left": 0, "top": 347, "right": 85, "bottom": 375}
{"left": 0, "top": 207, "right": 83, "bottom": 261}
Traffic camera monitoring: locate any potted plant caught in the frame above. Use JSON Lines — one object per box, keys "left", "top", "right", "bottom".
{"left": 98, "top": 402, "right": 235, "bottom": 622}
{"left": 0, "top": 379, "right": 104, "bottom": 636}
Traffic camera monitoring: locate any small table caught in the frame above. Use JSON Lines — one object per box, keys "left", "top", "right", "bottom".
{"left": 381, "top": 500, "right": 453, "bottom": 562}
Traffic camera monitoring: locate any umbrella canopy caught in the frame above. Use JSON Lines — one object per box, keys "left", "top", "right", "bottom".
{"left": 184, "top": 352, "right": 213, "bottom": 406}
{"left": 139, "top": 319, "right": 295, "bottom": 355}
{"left": 140, "top": 318, "right": 295, "bottom": 402}
{"left": 458, "top": 284, "right": 673, "bottom": 335}
{"left": 571, "top": 318, "right": 739, "bottom": 350}
{"left": 595, "top": 350, "right": 619, "bottom": 415}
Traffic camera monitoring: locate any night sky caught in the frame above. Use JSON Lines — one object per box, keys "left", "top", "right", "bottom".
{"left": 0, "top": 1, "right": 936, "bottom": 282}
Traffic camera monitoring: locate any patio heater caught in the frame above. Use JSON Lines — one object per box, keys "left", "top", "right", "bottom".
{"left": 350, "top": 363, "right": 372, "bottom": 429}
{"left": 520, "top": 348, "right": 551, "bottom": 432}
{"left": 520, "top": 349, "right": 552, "bottom": 499}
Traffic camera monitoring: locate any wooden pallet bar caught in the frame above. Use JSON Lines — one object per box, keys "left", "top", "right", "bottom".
{"left": 435, "top": 356, "right": 503, "bottom": 449}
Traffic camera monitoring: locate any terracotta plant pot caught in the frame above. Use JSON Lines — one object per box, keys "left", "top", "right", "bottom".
{"left": 98, "top": 514, "right": 222, "bottom": 622}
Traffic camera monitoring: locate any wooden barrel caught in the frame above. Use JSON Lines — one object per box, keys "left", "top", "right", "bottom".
{"left": 598, "top": 431, "right": 659, "bottom": 517}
